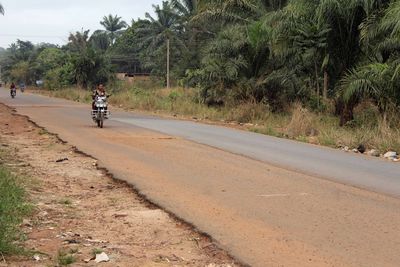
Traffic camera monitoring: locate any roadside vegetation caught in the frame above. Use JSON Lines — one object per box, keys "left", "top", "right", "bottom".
{"left": 1, "top": 0, "right": 400, "bottom": 154}
{"left": 0, "top": 159, "right": 31, "bottom": 255}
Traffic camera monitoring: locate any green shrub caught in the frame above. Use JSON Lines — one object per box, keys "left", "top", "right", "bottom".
{"left": 57, "top": 250, "right": 76, "bottom": 266}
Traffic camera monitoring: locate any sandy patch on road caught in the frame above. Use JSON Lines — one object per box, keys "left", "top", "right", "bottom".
{"left": 0, "top": 104, "right": 237, "bottom": 267}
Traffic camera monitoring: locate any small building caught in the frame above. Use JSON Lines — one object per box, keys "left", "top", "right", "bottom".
{"left": 116, "top": 73, "right": 150, "bottom": 84}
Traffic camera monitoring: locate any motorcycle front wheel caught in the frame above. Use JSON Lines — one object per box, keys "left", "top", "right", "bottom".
{"left": 97, "top": 113, "right": 104, "bottom": 128}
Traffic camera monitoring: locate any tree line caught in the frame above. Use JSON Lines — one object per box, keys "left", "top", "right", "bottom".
{"left": 0, "top": 13, "right": 128, "bottom": 89}
{"left": 1, "top": 0, "right": 400, "bottom": 124}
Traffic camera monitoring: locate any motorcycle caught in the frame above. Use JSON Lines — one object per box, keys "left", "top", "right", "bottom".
{"left": 91, "top": 94, "right": 110, "bottom": 128}
{"left": 10, "top": 88, "right": 16, "bottom": 98}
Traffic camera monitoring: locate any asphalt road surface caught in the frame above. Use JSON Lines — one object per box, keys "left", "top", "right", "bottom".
{"left": 1, "top": 89, "right": 400, "bottom": 267}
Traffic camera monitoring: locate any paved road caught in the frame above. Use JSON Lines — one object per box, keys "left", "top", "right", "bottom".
{"left": 113, "top": 116, "right": 400, "bottom": 198}
{"left": 1, "top": 89, "right": 400, "bottom": 267}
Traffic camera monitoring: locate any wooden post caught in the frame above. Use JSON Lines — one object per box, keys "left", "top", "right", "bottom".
{"left": 314, "top": 59, "right": 320, "bottom": 109}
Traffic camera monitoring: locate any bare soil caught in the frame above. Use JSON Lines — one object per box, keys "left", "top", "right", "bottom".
{"left": 0, "top": 104, "right": 237, "bottom": 267}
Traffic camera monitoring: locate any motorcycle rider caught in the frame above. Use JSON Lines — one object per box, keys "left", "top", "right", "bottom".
{"left": 92, "top": 84, "right": 106, "bottom": 110}
{"left": 19, "top": 82, "right": 26, "bottom": 92}
{"left": 10, "top": 82, "right": 16, "bottom": 96}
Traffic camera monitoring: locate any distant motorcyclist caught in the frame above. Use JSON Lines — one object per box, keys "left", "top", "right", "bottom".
{"left": 10, "top": 82, "right": 16, "bottom": 97}
{"left": 19, "top": 82, "right": 25, "bottom": 92}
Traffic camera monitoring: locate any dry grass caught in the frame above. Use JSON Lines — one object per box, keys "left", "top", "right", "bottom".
{"left": 285, "top": 103, "right": 317, "bottom": 138}
{"left": 224, "top": 102, "right": 271, "bottom": 123}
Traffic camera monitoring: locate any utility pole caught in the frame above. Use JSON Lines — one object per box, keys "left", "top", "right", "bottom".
{"left": 166, "top": 37, "right": 170, "bottom": 89}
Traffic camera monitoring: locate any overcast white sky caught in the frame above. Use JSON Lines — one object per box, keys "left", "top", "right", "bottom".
{"left": 0, "top": 0, "right": 163, "bottom": 48}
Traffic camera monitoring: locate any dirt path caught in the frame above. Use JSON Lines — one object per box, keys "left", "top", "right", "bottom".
{"left": 0, "top": 104, "right": 237, "bottom": 267}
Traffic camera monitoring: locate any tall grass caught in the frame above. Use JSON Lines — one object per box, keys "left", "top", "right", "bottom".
{"left": 285, "top": 103, "right": 317, "bottom": 138}
{"left": 0, "top": 165, "right": 30, "bottom": 255}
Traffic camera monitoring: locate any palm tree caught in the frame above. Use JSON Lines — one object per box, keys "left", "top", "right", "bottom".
{"left": 379, "top": 0, "right": 400, "bottom": 37}
{"left": 340, "top": 61, "right": 399, "bottom": 121}
{"left": 67, "top": 30, "right": 90, "bottom": 52}
{"left": 100, "top": 14, "right": 127, "bottom": 44}
{"left": 360, "top": 0, "right": 400, "bottom": 58}
{"left": 194, "top": 0, "right": 287, "bottom": 23}
{"left": 172, "top": 0, "right": 198, "bottom": 19}
{"left": 90, "top": 30, "right": 110, "bottom": 51}
{"left": 138, "top": 1, "right": 183, "bottom": 88}
{"left": 338, "top": 0, "right": 400, "bottom": 121}
{"left": 266, "top": 0, "right": 391, "bottom": 101}
{"left": 202, "top": 25, "right": 248, "bottom": 82}
{"left": 171, "top": 0, "right": 208, "bottom": 76}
